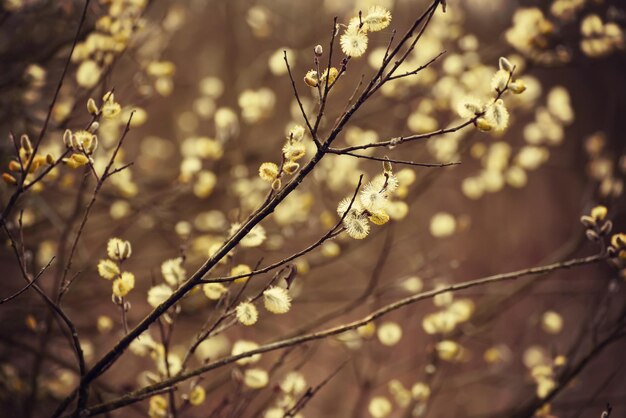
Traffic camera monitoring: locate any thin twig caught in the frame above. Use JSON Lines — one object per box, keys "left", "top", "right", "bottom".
{"left": 59, "top": 112, "right": 135, "bottom": 298}
{"left": 386, "top": 50, "right": 446, "bottom": 81}
{"left": 312, "top": 17, "right": 339, "bottom": 137}
{"left": 329, "top": 119, "right": 474, "bottom": 154}
{"left": 0, "top": 257, "right": 54, "bottom": 305}
{"left": 328, "top": 150, "right": 461, "bottom": 168}
{"left": 1, "top": 223, "right": 85, "bottom": 379}
{"left": 284, "top": 51, "right": 319, "bottom": 147}
{"left": 283, "top": 360, "right": 348, "bottom": 417}
{"left": 201, "top": 175, "right": 364, "bottom": 284}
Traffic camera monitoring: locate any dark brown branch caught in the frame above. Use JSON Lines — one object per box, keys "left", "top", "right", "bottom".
{"left": 312, "top": 17, "right": 339, "bottom": 138}
{"left": 374, "top": 3, "right": 439, "bottom": 89}
{"left": 386, "top": 50, "right": 446, "bottom": 81}
{"left": 329, "top": 66, "right": 514, "bottom": 155}
{"left": 83, "top": 252, "right": 607, "bottom": 415}
{"left": 328, "top": 149, "right": 461, "bottom": 168}
{"left": 363, "top": 0, "right": 440, "bottom": 101}
{"left": 1, "top": 223, "right": 85, "bottom": 380}
{"left": 0, "top": 0, "right": 92, "bottom": 223}
{"left": 59, "top": 112, "right": 135, "bottom": 299}
{"left": 201, "top": 175, "right": 364, "bottom": 284}
{"left": 284, "top": 360, "right": 348, "bottom": 417}
{"left": 284, "top": 51, "right": 319, "bottom": 147}
{"left": 286, "top": 225, "right": 395, "bottom": 338}
{"left": 180, "top": 258, "right": 264, "bottom": 370}
{"left": 509, "top": 329, "right": 624, "bottom": 418}
{"left": 0, "top": 257, "right": 54, "bottom": 304}
{"left": 329, "top": 119, "right": 475, "bottom": 154}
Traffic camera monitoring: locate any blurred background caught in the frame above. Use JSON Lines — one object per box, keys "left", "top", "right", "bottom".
{"left": 1, "top": 0, "right": 626, "bottom": 417}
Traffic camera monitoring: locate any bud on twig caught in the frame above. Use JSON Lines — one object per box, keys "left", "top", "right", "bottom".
{"left": 20, "top": 134, "right": 33, "bottom": 154}
{"left": 600, "top": 220, "right": 613, "bottom": 236}
{"left": 586, "top": 229, "right": 599, "bottom": 242}
{"left": 8, "top": 161, "right": 21, "bottom": 172}
{"left": 87, "top": 97, "right": 99, "bottom": 115}
{"left": 499, "top": 57, "right": 514, "bottom": 73}
{"left": 600, "top": 403, "right": 612, "bottom": 418}
{"left": 63, "top": 130, "right": 73, "bottom": 148}
{"left": 580, "top": 215, "right": 596, "bottom": 228}
{"left": 382, "top": 158, "right": 392, "bottom": 174}
{"left": 2, "top": 173, "right": 17, "bottom": 186}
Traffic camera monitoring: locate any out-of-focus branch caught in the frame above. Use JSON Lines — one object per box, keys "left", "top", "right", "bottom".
{"left": 283, "top": 360, "right": 348, "bottom": 417}
{"left": 601, "top": 404, "right": 613, "bottom": 418}
{"left": 507, "top": 328, "right": 624, "bottom": 418}
{"left": 1, "top": 223, "right": 85, "bottom": 379}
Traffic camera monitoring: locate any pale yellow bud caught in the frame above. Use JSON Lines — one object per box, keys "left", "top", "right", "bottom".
{"left": 509, "top": 79, "right": 526, "bottom": 94}
{"left": 498, "top": 56, "right": 514, "bottom": 73}
{"left": 87, "top": 98, "right": 99, "bottom": 115}
{"left": 476, "top": 118, "right": 493, "bottom": 132}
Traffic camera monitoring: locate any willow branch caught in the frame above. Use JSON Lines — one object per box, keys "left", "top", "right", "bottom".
{"left": 509, "top": 327, "right": 625, "bottom": 418}
{"left": 0, "top": 0, "right": 92, "bottom": 223}
{"left": 330, "top": 119, "right": 474, "bottom": 153}
{"left": 328, "top": 149, "right": 461, "bottom": 168}
{"left": 330, "top": 66, "right": 515, "bottom": 154}
{"left": 0, "top": 257, "right": 54, "bottom": 305}
{"left": 53, "top": 4, "right": 456, "bottom": 414}
{"left": 84, "top": 252, "right": 607, "bottom": 415}
{"left": 201, "top": 175, "right": 364, "bottom": 285}
{"left": 1, "top": 223, "right": 85, "bottom": 379}
{"left": 59, "top": 112, "right": 135, "bottom": 299}
{"left": 284, "top": 51, "right": 318, "bottom": 147}
{"left": 386, "top": 50, "right": 446, "bottom": 81}
{"left": 312, "top": 17, "right": 339, "bottom": 137}
{"left": 284, "top": 360, "right": 347, "bottom": 417}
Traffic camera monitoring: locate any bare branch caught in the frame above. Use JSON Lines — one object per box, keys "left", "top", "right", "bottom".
{"left": 386, "top": 50, "right": 446, "bottom": 81}
{"left": 284, "top": 51, "right": 319, "bottom": 147}
{"left": 283, "top": 360, "right": 348, "bottom": 417}
{"left": 0, "top": 257, "right": 54, "bottom": 305}
{"left": 330, "top": 119, "right": 474, "bottom": 153}
{"left": 328, "top": 149, "right": 461, "bottom": 168}
{"left": 1, "top": 223, "right": 85, "bottom": 379}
